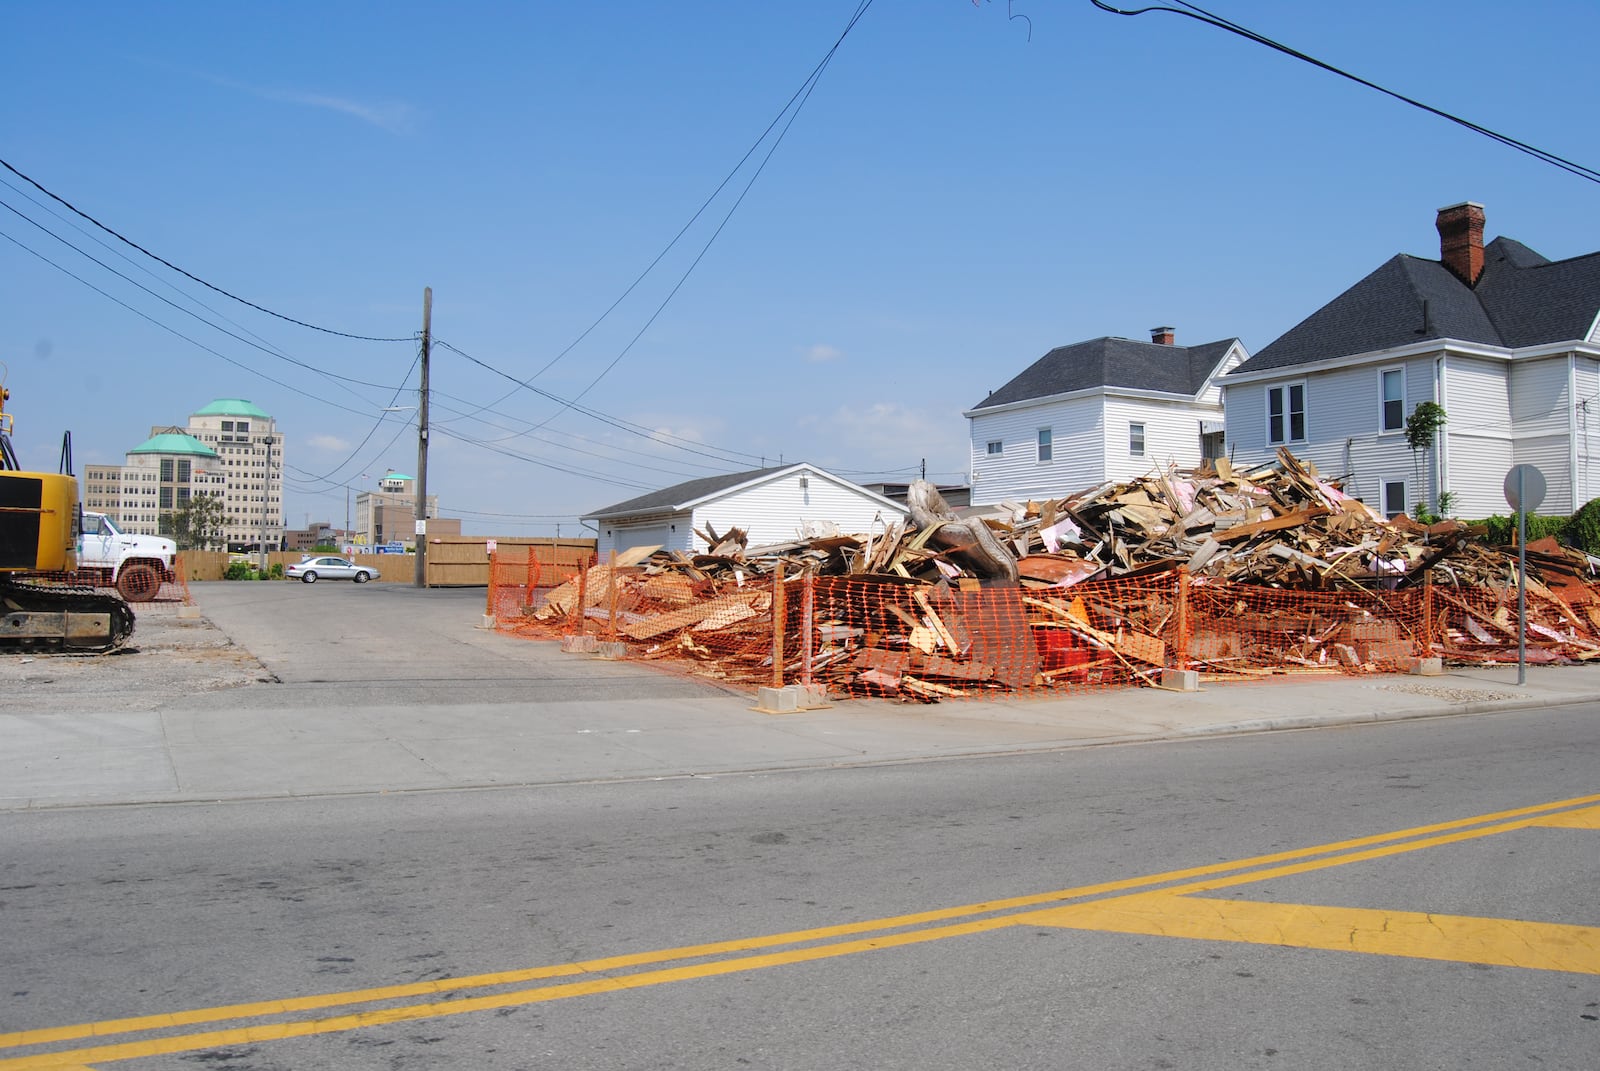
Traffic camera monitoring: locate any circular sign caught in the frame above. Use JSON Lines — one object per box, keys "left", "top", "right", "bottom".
{"left": 1503, "top": 464, "right": 1546, "bottom": 512}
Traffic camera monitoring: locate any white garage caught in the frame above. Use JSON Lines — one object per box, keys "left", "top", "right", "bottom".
{"left": 583, "top": 463, "right": 909, "bottom": 560}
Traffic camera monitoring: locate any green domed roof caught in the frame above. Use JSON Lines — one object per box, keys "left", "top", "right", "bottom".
{"left": 193, "top": 398, "right": 270, "bottom": 419}
{"left": 129, "top": 432, "right": 220, "bottom": 458}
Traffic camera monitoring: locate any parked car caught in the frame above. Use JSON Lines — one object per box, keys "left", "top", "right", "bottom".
{"left": 286, "top": 556, "right": 379, "bottom": 584}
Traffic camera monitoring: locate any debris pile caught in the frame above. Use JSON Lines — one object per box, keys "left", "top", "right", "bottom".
{"left": 510, "top": 449, "right": 1600, "bottom": 697}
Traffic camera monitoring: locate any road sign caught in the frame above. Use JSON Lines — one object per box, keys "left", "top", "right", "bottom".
{"left": 1503, "top": 465, "right": 1546, "bottom": 512}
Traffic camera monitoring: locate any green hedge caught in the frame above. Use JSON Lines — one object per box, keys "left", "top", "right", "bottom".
{"left": 1469, "top": 512, "right": 1569, "bottom": 547}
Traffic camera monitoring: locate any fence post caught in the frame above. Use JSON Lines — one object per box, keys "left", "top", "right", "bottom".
{"left": 1174, "top": 566, "right": 1191, "bottom": 671}
{"left": 525, "top": 544, "right": 540, "bottom": 608}
{"left": 800, "top": 572, "right": 815, "bottom": 685}
{"left": 485, "top": 548, "right": 496, "bottom": 618}
{"left": 573, "top": 554, "right": 590, "bottom": 635}
{"left": 772, "top": 562, "right": 786, "bottom": 689}
{"left": 607, "top": 549, "right": 618, "bottom": 640}
{"left": 1423, "top": 571, "right": 1434, "bottom": 657}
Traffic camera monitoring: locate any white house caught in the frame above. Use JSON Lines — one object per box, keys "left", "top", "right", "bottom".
{"left": 583, "top": 463, "right": 910, "bottom": 558}
{"left": 1222, "top": 202, "right": 1600, "bottom": 520}
{"left": 964, "top": 327, "right": 1247, "bottom": 506}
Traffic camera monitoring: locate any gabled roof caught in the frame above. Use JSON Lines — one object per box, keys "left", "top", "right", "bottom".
{"left": 583, "top": 463, "right": 905, "bottom": 522}
{"left": 968, "top": 336, "right": 1240, "bottom": 411}
{"left": 128, "top": 432, "right": 220, "bottom": 458}
{"left": 1232, "top": 236, "right": 1600, "bottom": 375}
{"left": 192, "top": 398, "right": 271, "bottom": 419}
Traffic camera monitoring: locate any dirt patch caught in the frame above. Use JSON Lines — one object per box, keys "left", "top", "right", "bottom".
{"left": 0, "top": 612, "right": 273, "bottom": 713}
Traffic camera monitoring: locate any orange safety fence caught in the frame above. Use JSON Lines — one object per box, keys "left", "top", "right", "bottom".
{"left": 486, "top": 554, "right": 1600, "bottom": 701}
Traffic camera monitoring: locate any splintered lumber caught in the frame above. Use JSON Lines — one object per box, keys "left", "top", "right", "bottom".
{"left": 623, "top": 593, "right": 765, "bottom": 640}
{"left": 853, "top": 647, "right": 997, "bottom": 681}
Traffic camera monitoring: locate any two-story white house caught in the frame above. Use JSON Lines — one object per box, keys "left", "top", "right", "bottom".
{"left": 964, "top": 327, "right": 1247, "bottom": 506}
{"left": 1222, "top": 203, "right": 1600, "bottom": 520}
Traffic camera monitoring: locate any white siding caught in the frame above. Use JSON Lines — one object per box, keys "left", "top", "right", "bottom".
{"left": 1442, "top": 355, "right": 1512, "bottom": 518}
{"left": 692, "top": 470, "right": 906, "bottom": 549}
{"left": 596, "top": 511, "right": 695, "bottom": 559}
{"left": 1576, "top": 357, "right": 1600, "bottom": 507}
{"left": 1196, "top": 342, "right": 1247, "bottom": 407}
{"left": 969, "top": 395, "right": 1105, "bottom": 505}
{"left": 1509, "top": 356, "right": 1573, "bottom": 514}
{"left": 1102, "top": 395, "right": 1222, "bottom": 481}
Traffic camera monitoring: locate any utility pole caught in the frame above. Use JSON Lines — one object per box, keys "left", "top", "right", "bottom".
{"left": 258, "top": 435, "right": 274, "bottom": 574}
{"left": 415, "top": 287, "right": 431, "bottom": 588}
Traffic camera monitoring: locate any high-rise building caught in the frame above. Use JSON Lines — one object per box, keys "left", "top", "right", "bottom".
{"left": 83, "top": 398, "right": 285, "bottom": 551}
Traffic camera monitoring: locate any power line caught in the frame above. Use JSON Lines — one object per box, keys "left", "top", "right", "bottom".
{"left": 449, "top": 0, "right": 878, "bottom": 425}
{"left": 0, "top": 224, "right": 392, "bottom": 420}
{"left": 1088, "top": 1, "right": 1600, "bottom": 185}
{"left": 0, "top": 154, "right": 420, "bottom": 339}
{"left": 0, "top": 193, "right": 401, "bottom": 404}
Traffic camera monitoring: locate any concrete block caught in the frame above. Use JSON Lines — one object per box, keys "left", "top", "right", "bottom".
{"left": 1161, "top": 667, "right": 1200, "bottom": 692}
{"left": 1406, "top": 656, "right": 1444, "bottom": 676}
{"left": 477, "top": 614, "right": 497, "bottom": 630}
{"left": 754, "top": 686, "right": 800, "bottom": 714}
{"left": 794, "top": 683, "right": 831, "bottom": 709}
{"left": 560, "top": 634, "right": 599, "bottom": 654}
{"left": 595, "top": 641, "right": 628, "bottom": 660}
{"left": 176, "top": 605, "right": 203, "bottom": 621}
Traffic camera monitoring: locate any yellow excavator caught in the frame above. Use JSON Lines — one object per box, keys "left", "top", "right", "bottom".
{"left": 0, "top": 382, "right": 135, "bottom": 650}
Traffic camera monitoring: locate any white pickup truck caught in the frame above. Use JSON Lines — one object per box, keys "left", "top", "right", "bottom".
{"left": 77, "top": 511, "right": 178, "bottom": 602}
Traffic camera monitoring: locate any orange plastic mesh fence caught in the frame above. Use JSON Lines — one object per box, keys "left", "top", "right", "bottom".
{"left": 487, "top": 555, "right": 1600, "bottom": 699}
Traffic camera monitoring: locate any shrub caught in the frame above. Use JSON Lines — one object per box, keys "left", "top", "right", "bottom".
{"left": 224, "top": 560, "right": 256, "bottom": 581}
{"left": 1561, "top": 499, "right": 1600, "bottom": 556}
{"left": 268, "top": 562, "right": 285, "bottom": 579}
{"left": 1473, "top": 512, "right": 1569, "bottom": 546}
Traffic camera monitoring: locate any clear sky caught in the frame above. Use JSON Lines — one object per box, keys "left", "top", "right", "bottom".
{"left": 5, "top": 1, "right": 1597, "bottom": 536}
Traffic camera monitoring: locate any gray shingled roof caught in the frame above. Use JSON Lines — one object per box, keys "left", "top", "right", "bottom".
{"left": 969, "top": 336, "right": 1239, "bottom": 411}
{"left": 1232, "top": 236, "right": 1600, "bottom": 375}
{"left": 584, "top": 466, "right": 791, "bottom": 521}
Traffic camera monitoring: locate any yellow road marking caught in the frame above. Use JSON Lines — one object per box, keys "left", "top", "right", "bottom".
{"left": 1031, "top": 893, "right": 1600, "bottom": 974}
{"left": 4, "top": 791, "right": 1598, "bottom": 1069}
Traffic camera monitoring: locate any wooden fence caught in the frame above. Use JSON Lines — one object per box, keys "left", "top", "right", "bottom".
{"left": 181, "top": 536, "right": 596, "bottom": 587}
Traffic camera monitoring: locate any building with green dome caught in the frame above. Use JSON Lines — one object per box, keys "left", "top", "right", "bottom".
{"left": 82, "top": 399, "right": 285, "bottom": 550}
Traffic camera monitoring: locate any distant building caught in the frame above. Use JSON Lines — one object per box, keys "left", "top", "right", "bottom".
{"left": 354, "top": 471, "right": 441, "bottom": 549}
{"left": 83, "top": 398, "right": 285, "bottom": 551}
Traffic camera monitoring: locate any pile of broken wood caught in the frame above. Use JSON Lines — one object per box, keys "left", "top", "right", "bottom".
{"left": 505, "top": 449, "right": 1600, "bottom": 699}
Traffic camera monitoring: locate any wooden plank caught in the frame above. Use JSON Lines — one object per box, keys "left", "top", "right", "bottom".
{"left": 622, "top": 594, "right": 762, "bottom": 640}
{"left": 1211, "top": 506, "right": 1330, "bottom": 543}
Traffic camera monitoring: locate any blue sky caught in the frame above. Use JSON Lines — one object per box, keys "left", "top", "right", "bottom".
{"left": 5, "top": 1, "right": 1597, "bottom": 536}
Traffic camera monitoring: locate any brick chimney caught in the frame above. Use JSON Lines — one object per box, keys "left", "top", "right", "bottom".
{"left": 1150, "top": 326, "right": 1175, "bottom": 346}
{"left": 1436, "top": 202, "right": 1486, "bottom": 286}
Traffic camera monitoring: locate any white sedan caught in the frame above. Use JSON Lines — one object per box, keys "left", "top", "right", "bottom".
{"left": 285, "top": 556, "right": 379, "bottom": 584}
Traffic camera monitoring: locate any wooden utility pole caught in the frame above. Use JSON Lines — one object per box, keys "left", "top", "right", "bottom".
{"left": 415, "top": 287, "right": 431, "bottom": 588}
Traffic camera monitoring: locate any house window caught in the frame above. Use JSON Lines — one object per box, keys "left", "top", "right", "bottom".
{"left": 1267, "top": 382, "right": 1306, "bottom": 444}
{"left": 1381, "top": 368, "right": 1405, "bottom": 432}
{"left": 1383, "top": 480, "right": 1407, "bottom": 519}
{"left": 1037, "top": 428, "right": 1053, "bottom": 463}
{"left": 1129, "top": 423, "right": 1146, "bottom": 457}
{"left": 986, "top": 440, "right": 1003, "bottom": 456}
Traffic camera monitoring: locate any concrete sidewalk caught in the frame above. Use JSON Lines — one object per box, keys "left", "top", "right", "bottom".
{"left": 3, "top": 584, "right": 1598, "bottom": 810}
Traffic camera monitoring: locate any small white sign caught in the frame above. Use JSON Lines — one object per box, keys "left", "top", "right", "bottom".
{"left": 485, "top": 539, "right": 497, "bottom": 554}
{"left": 415, "top": 519, "right": 427, "bottom": 535}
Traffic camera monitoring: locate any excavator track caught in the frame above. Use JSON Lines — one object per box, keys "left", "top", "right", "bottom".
{"left": 0, "top": 576, "right": 136, "bottom": 652}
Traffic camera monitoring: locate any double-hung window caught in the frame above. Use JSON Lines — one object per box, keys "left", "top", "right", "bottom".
{"left": 1129, "top": 422, "right": 1146, "bottom": 457}
{"left": 1383, "top": 480, "right": 1407, "bottom": 519}
{"left": 1380, "top": 368, "right": 1405, "bottom": 432}
{"left": 1037, "top": 428, "right": 1053, "bottom": 463}
{"left": 986, "top": 440, "right": 1003, "bottom": 456}
{"left": 1267, "top": 382, "right": 1306, "bottom": 444}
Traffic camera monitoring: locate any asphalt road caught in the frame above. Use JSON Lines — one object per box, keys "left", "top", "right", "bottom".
{"left": 4, "top": 699, "right": 1597, "bottom": 1070}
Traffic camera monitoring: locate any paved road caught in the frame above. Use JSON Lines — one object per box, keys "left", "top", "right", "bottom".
{"left": 3, "top": 705, "right": 1597, "bottom": 1069}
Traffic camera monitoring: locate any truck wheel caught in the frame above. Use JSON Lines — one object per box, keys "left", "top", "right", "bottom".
{"left": 301, "top": 571, "right": 318, "bottom": 584}
{"left": 353, "top": 571, "right": 370, "bottom": 583}
{"left": 117, "top": 563, "right": 160, "bottom": 602}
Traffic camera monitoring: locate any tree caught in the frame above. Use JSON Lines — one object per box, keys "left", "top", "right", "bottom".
{"left": 169, "top": 493, "right": 232, "bottom": 551}
{"left": 1404, "top": 401, "right": 1448, "bottom": 517}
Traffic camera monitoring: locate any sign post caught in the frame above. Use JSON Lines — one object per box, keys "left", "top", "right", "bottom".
{"left": 1503, "top": 465, "right": 1547, "bottom": 685}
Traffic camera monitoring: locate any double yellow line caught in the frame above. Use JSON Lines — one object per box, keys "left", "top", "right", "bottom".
{"left": 5, "top": 792, "right": 1599, "bottom": 1069}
